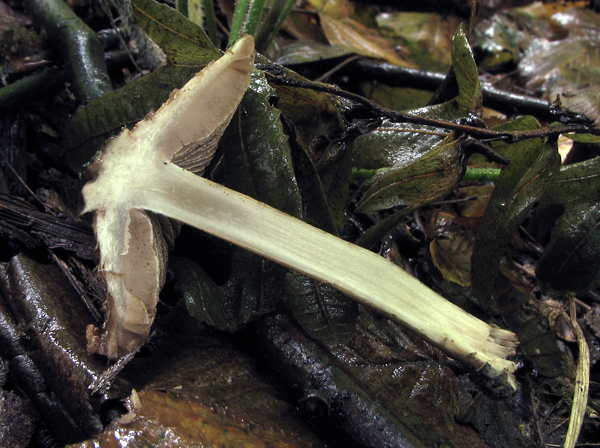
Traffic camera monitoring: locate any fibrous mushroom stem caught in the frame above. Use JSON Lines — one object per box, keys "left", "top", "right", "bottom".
{"left": 131, "top": 160, "right": 518, "bottom": 389}
{"left": 82, "top": 35, "right": 518, "bottom": 390}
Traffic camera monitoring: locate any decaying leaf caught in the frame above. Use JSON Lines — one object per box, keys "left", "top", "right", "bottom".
{"left": 72, "top": 390, "right": 313, "bottom": 448}
{"left": 428, "top": 210, "right": 475, "bottom": 287}
{"left": 306, "top": 0, "right": 413, "bottom": 66}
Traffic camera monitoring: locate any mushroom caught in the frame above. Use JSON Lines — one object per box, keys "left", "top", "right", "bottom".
{"left": 82, "top": 35, "right": 518, "bottom": 390}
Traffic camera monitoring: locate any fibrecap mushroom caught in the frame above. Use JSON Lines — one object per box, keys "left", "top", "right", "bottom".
{"left": 83, "top": 35, "right": 519, "bottom": 390}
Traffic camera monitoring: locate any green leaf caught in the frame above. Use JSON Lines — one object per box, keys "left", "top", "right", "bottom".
{"left": 536, "top": 202, "right": 600, "bottom": 293}
{"left": 171, "top": 256, "right": 231, "bottom": 330}
{"left": 355, "top": 135, "right": 464, "bottom": 212}
{"left": 470, "top": 116, "right": 561, "bottom": 302}
{"left": 537, "top": 157, "right": 600, "bottom": 293}
{"left": 290, "top": 139, "right": 339, "bottom": 234}
{"left": 562, "top": 133, "right": 600, "bottom": 143}
{"left": 452, "top": 23, "right": 482, "bottom": 113}
{"left": 541, "top": 156, "right": 600, "bottom": 206}
{"left": 172, "top": 253, "right": 283, "bottom": 331}
{"left": 131, "top": 0, "right": 219, "bottom": 66}
{"left": 217, "top": 71, "right": 302, "bottom": 217}
{"left": 351, "top": 120, "right": 449, "bottom": 170}
{"left": 351, "top": 24, "right": 483, "bottom": 213}
{"left": 283, "top": 271, "right": 358, "bottom": 344}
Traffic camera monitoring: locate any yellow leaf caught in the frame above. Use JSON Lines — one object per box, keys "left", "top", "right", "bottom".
{"left": 319, "top": 14, "right": 414, "bottom": 67}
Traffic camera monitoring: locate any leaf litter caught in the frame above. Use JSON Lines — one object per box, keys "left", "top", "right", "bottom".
{"left": 3, "top": 0, "right": 600, "bottom": 447}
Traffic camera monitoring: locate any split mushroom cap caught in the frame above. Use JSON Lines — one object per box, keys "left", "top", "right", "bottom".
{"left": 83, "top": 36, "right": 255, "bottom": 358}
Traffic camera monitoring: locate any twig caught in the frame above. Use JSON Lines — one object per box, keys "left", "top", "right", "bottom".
{"left": 23, "top": 0, "right": 113, "bottom": 104}
{"left": 0, "top": 67, "right": 64, "bottom": 110}
{"left": 343, "top": 59, "right": 557, "bottom": 120}
{"left": 262, "top": 71, "right": 600, "bottom": 141}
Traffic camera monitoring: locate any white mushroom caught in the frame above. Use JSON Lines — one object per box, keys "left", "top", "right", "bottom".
{"left": 82, "top": 35, "right": 518, "bottom": 390}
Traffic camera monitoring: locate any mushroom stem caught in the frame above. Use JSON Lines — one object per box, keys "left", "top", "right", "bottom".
{"left": 82, "top": 35, "right": 517, "bottom": 390}
{"left": 133, "top": 161, "right": 518, "bottom": 389}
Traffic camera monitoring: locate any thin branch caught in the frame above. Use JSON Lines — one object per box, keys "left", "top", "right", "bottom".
{"left": 23, "top": 0, "right": 113, "bottom": 104}
{"left": 261, "top": 69, "right": 600, "bottom": 141}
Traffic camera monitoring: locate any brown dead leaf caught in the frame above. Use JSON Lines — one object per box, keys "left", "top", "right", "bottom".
{"left": 307, "top": 0, "right": 355, "bottom": 18}
{"left": 428, "top": 210, "right": 474, "bottom": 286}
{"left": 318, "top": 14, "right": 413, "bottom": 67}
{"left": 71, "top": 390, "right": 303, "bottom": 448}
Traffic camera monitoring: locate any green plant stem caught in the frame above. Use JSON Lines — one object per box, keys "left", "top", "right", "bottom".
{"left": 242, "top": 0, "right": 267, "bottom": 38}
{"left": 202, "top": 0, "right": 218, "bottom": 46}
{"left": 228, "top": 0, "right": 250, "bottom": 46}
{"left": 353, "top": 166, "right": 502, "bottom": 182}
{"left": 462, "top": 167, "right": 502, "bottom": 182}
{"left": 352, "top": 167, "right": 387, "bottom": 180}
{"left": 0, "top": 68, "right": 64, "bottom": 109}
{"left": 254, "top": 0, "right": 296, "bottom": 52}
{"left": 176, "top": 0, "right": 188, "bottom": 16}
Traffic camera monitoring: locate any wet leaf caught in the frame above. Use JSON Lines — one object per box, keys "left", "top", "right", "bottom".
{"left": 471, "top": 12, "right": 529, "bottom": 71}
{"left": 452, "top": 24, "right": 482, "bottom": 114}
{"left": 73, "top": 390, "right": 305, "bottom": 448}
{"left": 276, "top": 41, "right": 351, "bottom": 65}
{"left": 470, "top": 116, "right": 561, "bottom": 302}
{"left": 351, "top": 23, "right": 481, "bottom": 178}
{"left": 518, "top": 8, "right": 600, "bottom": 96}
{"left": 283, "top": 271, "right": 358, "bottom": 344}
{"left": 172, "top": 251, "right": 283, "bottom": 332}
{"left": 355, "top": 135, "right": 464, "bottom": 212}
{"left": 218, "top": 71, "right": 302, "bottom": 217}
{"left": 351, "top": 120, "right": 449, "bottom": 170}
{"left": 376, "top": 12, "right": 461, "bottom": 71}
{"left": 541, "top": 156, "right": 600, "bottom": 206}
{"left": 537, "top": 202, "right": 600, "bottom": 293}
